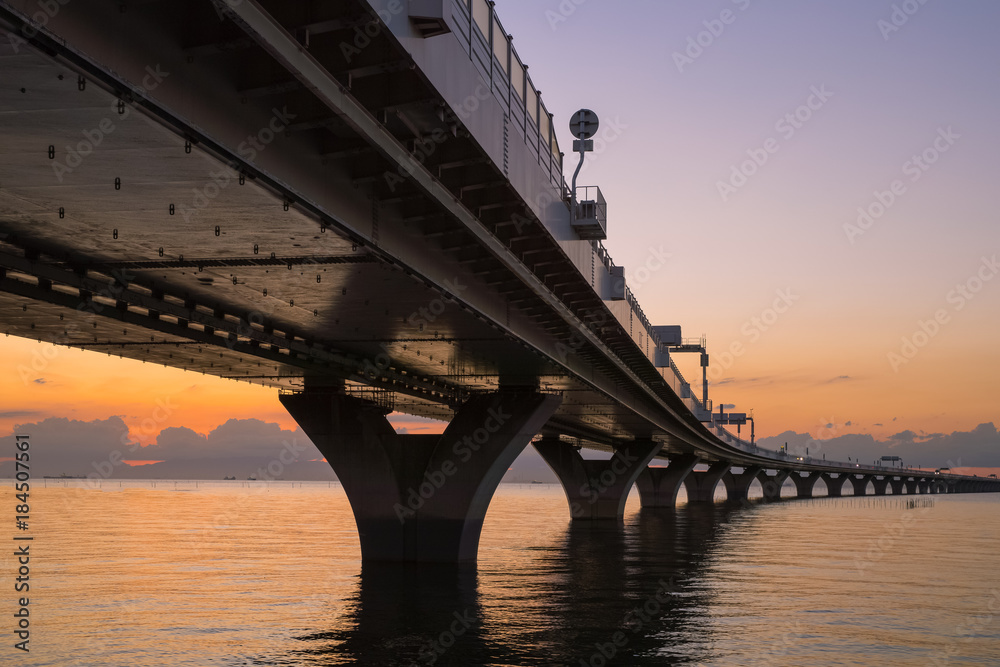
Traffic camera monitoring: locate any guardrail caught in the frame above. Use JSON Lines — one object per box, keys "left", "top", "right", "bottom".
{"left": 450, "top": 0, "right": 565, "bottom": 191}
{"left": 443, "top": 2, "right": 777, "bottom": 453}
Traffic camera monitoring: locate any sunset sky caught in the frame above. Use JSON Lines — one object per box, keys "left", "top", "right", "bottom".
{"left": 2, "top": 0, "right": 998, "bottom": 463}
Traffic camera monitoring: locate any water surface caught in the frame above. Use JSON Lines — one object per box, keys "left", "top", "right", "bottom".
{"left": 4, "top": 481, "right": 999, "bottom": 665}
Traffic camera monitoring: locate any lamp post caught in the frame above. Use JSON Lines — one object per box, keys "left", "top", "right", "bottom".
{"left": 569, "top": 109, "right": 598, "bottom": 223}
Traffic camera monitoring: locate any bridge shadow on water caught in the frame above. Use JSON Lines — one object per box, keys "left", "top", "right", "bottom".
{"left": 278, "top": 503, "right": 740, "bottom": 666}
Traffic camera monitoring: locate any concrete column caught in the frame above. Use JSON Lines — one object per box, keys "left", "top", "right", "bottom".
{"left": 535, "top": 437, "right": 662, "bottom": 520}
{"left": 917, "top": 479, "right": 930, "bottom": 494}
{"left": 683, "top": 461, "right": 730, "bottom": 503}
{"left": 821, "top": 473, "right": 847, "bottom": 497}
{"left": 904, "top": 479, "right": 918, "bottom": 494}
{"left": 758, "top": 470, "right": 790, "bottom": 501}
{"left": 635, "top": 454, "right": 699, "bottom": 508}
{"left": 280, "top": 389, "right": 560, "bottom": 563}
{"left": 890, "top": 478, "right": 905, "bottom": 494}
{"left": 872, "top": 476, "right": 890, "bottom": 496}
{"left": 721, "top": 466, "right": 763, "bottom": 503}
{"left": 850, "top": 474, "right": 872, "bottom": 496}
{"left": 790, "top": 472, "right": 821, "bottom": 498}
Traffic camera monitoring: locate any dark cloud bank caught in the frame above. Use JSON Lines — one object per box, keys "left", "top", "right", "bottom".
{"left": 757, "top": 423, "right": 1000, "bottom": 468}
{"left": 0, "top": 416, "right": 561, "bottom": 482}
{"left": 2, "top": 417, "right": 996, "bottom": 481}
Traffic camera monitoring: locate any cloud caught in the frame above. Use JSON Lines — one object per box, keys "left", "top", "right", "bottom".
{"left": 0, "top": 416, "right": 329, "bottom": 480}
{"left": 826, "top": 375, "right": 852, "bottom": 383}
{"left": 845, "top": 421, "right": 853, "bottom": 426}
{"left": 757, "top": 423, "right": 1000, "bottom": 467}
{"left": 32, "top": 378, "right": 47, "bottom": 385}
{"left": 714, "top": 376, "right": 772, "bottom": 386}
{"left": 0, "top": 410, "right": 43, "bottom": 419}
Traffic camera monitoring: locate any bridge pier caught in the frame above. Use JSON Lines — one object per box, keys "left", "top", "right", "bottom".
{"left": 889, "top": 478, "right": 905, "bottom": 495}
{"left": 535, "top": 437, "right": 661, "bottom": 520}
{"left": 904, "top": 479, "right": 918, "bottom": 494}
{"left": 635, "top": 454, "right": 699, "bottom": 508}
{"left": 790, "top": 472, "right": 821, "bottom": 498}
{"left": 918, "top": 479, "right": 930, "bottom": 494}
{"left": 850, "top": 474, "right": 872, "bottom": 496}
{"left": 759, "top": 470, "right": 790, "bottom": 501}
{"left": 683, "top": 461, "right": 730, "bottom": 503}
{"left": 872, "top": 476, "right": 890, "bottom": 496}
{"left": 821, "top": 473, "right": 847, "bottom": 497}
{"left": 280, "top": 389, "right": 560, "bottom": 563}
{"left": 721, "top": 466, "right": 763, "bottom": 503}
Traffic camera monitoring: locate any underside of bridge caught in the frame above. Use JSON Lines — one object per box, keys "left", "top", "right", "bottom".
{"left": 0, "top": 0, "right": 723, "bottom": 561}
{"left": 1, "top": 0, "right": 997, "bottom": 562}
{"left": 0, "top": 0, "right": 730, "bottom": 453}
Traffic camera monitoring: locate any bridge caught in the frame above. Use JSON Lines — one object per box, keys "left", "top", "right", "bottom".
{"left": 1, "top": 0, "right": 996, "bottom": 562}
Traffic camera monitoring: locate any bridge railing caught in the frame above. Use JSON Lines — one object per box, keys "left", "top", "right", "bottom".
{"left": 446, "top": 2, "right": 745, "bottom": 437}
{"left": 452, "top": 0, "right": 565, "bottom": 191}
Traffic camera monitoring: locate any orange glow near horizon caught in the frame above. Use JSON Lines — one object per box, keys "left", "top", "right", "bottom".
{"left": 0, "top": 336, "right": 452, "bottom": 445}
{"left": 0, "top": 331, "right": 994, "bottom": 449}
{"left": 0, "top": 337, "right": 296, "bottom": 444}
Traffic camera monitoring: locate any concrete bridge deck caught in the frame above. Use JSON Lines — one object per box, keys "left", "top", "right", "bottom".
{"left": 1, "top": 0, "right": 995, "bottom": 562}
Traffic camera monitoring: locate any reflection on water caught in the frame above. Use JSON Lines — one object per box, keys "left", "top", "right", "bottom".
{"left": 301, "top": 504, "right": 737, "bottom": 666}
{"left": 5, "top": 482, "right": 1000, "bottom": 666}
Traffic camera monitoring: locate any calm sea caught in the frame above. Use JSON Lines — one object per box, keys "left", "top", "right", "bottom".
{"left": 3, "top": 481, "right": 999, "bottom": 666}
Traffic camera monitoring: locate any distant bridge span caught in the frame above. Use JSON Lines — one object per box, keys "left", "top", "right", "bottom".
{"left": 1, "top": 0, "right": 995, "bottom": 562}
